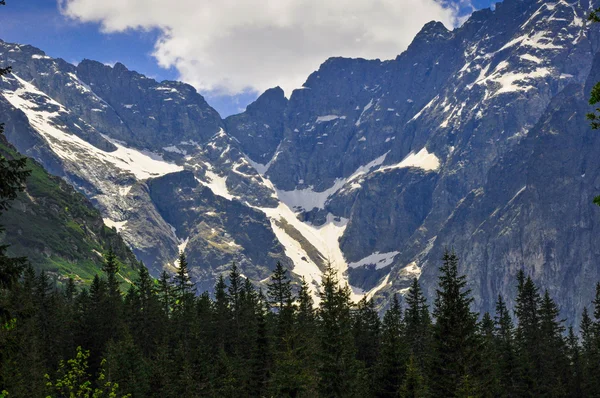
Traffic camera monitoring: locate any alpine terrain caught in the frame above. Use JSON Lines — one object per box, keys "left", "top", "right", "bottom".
{"left": 1, "top": 0, "right": 600, "bottom": 321}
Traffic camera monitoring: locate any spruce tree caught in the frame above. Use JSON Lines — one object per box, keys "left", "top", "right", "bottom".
{"left": 101, "top": 249, "right": 124, "bottom": 344}
{"left": 317, "top": 263, "right": 357, "bottom": 397}
{"left": 267, "top": 261, "right": 295, "bottom": 347}
{"left": 494, "top": 295, "right": 516, "bottom": 397}
{"left": 267, "top": 261, "right": 293, "bottom": 313}
{"left": 537, "top": 290, "right": 568, "bottom": 396}
{"left": 431, "top": 249, "right": 480, "bottom": 397}
{"left": 228, "top": 262, "right": 243, "bottom": 319}
{"left": 514, "top": 271, "right": 542, "bottom": 395}
{"left": 102, "top": 248, "right": 120, "bottom": 299}
{"left": 295, "top": 277, "right": 319, "bottom": 396}
{"left": 567, "top": 326, "right": 583, "bottom": 397}
{"left": 376, "top": 294, "right": 407, "bottom": 397}
{"left": 173, "top": 252, "right": 195, "bottom": 303}
{"left": 131, "top": 264, "right": 164, "bottom": 358}
{"left": 404, "top": 278, "right": 432, "bottom": 372}
{"left": 580, "top": 307, "right": 600, "bottom": 396}
{"left": 353, "top": 297, "right": 380, "bottom": 369}
{"left": 478, "top": 312, "right": 498, "bottom": 397}
{"left": 400, "top": 354, "right": 428, "bottom": 398}
{"left": 247, "top": 287, "right": 271, "bottom": 397}
{"left": 353, "top": 297, "right": 380, "bottom": 396}
{"left": 157, "top": 270, "right": 172, "bottom": 316}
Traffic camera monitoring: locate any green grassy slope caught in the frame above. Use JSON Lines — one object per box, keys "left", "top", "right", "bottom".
{"left": 0, "top": 138, "right": 140, "bottom": 286}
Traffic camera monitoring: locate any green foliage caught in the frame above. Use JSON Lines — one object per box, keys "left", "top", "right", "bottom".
{"left": 44, "top": 346, "right": 130, "bottom": 398}
{"left": 2, "top": 236, "right": 600, "bottom": 397}
{"left": 431, "top": 249, "right": 480, "bottom": 397}
{"left": 587, "top": 81, "right": 600, "bottom": 129}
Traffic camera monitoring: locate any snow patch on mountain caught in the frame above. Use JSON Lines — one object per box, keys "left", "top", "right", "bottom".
{"left": 349, "top": 251, "right": 400, "bottom": 270}
{"left": 195, "top": 167, "right": 235, "bottom": 201}
{"left": 316, "top": 115, "right": 346, "bottom": 123}
{"left": 379, "top": 148, "right": 440, "bottom": 172}
{"left": 275, "top": 151, "right": 389, "bottom": 212}
{"left": 104, "top": 218, "right": 128, "bottom": 232}
{"left": 2, "top": 75, "right": 183, "bottom": 180}
{"left": 355, "top": 98, "right": 374, "bottom": 126}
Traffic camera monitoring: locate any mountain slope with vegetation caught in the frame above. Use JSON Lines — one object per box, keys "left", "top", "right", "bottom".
{"left": 0, "top": 135, "right": 141, "bottom": 285}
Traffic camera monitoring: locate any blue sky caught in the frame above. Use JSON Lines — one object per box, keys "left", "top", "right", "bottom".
{"left": 0, "top": 0, "right": 498, "bottom": 117}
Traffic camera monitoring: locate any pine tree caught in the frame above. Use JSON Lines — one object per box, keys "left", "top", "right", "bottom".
{"left": 294, "top": 277, "right": 319, "bottom": 396}
{"left": 400, "top": 354, "right": 428, "bottom": 398}
{"left": 173, "top": 252, "right": 195, "bottom": 303}
{"left": 157, "top": 270, "right": 172, "bottom": 316}
{"left": 566, "top": 326, "right": 583, "bottom": 397}
{"left": 431, "top": 250, "right": 480, "bottom": 397}
{"left": 353, "top": 297, "right": 380, "bottom": 397}
{"left": 514, "top": 270, "right": 542, "bottom": 395}
{"left": 477, "top": 312, "right": 498, "bottom": 397}
{"left": 267, "top": 262, "right": 293, "bottom": 313}
{"left": 102, "top": 248, "right": 120, "bottom": 300}
{"left": 404, "top": 278, "right": 432, "bottom": 372}
{"left": 317, "top": 263, "right": 357, "bottom": 397}
{"left": 580, "top": 307, "right": 600, "bottom": 396}
{"left": 537, "top": 290, "right": 568, "bottom": 396}
{"left": 376, "top": 294, "right": 407, "bottom": 397}
{"left": 494, "top": 295, "right": 516, "bottom": 397}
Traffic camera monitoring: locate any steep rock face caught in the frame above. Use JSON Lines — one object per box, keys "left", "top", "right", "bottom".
{"left": 75, "top": 60, "right": 223, "bottom": 150}
{"left": 414, "top": 73, "right": 600, "bottom": 325}
{"left": 231, "top": 0, "right": 600, "bottom": 317}
{"left": 2, "top": 0, "right": 600, "bottom": 321}
{"left": 146, "top": 169, "right": 291, "bottom": 292}
{"left": 225, "top": 86, "right": 288, "bottom": 164}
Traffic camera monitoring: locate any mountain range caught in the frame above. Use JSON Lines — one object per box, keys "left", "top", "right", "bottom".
{"left": 1, "top": 0, "right": 599, "bottom": 321}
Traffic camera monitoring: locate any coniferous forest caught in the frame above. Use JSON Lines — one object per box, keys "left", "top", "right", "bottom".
{"left": 4, "top": 230, "right": 600, "bottom": 397}
{"left": 4, "top": 2, "right": 600, "bottom": 398}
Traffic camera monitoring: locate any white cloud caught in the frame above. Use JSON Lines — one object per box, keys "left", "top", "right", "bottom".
{"left": 60, "top": 0, "right": 466, "bottom": 96}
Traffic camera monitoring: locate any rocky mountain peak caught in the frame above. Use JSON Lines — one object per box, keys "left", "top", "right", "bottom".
{"left": 244, "top": 86, "right": 287, "bottom": 117}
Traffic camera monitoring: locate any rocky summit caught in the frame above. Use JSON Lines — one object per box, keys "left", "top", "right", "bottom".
{"left": 1, "top": 0, "right": 600, "bottom": 321}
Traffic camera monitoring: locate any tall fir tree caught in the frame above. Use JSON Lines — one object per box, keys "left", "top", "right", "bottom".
{"left": 400, "top": 354, "right": 428, "bottom": 398}
{"left": 431, "top": 249, "right": 480, "bottom": 397}
{"left": 404, "top": 278, "right": 432, "bottom": 373}
{"left": 172, "top": 252, "right": 195, "bottom": 303}
{"left": 514, "top": 270, "right": 542, "bottom": 395}
{"left": 353, "top": 297, "right": 380, "bottom": 396}
{"left": 494, "top": 295, "right": 516, "bottom": 397}
{"left": 156, "top": 270, "right": 172, "bottom": 316}
{"left": 375, "top": 294, "right": 408, "bottom": 397}
{"left": 537, "top": 290, "right": 568, "bottom": 396}
{"left": 317, "top": 263, "right": 357, "bottom": 397}
{"left": 580, "top": 307, "right": 600, "bottom": 396}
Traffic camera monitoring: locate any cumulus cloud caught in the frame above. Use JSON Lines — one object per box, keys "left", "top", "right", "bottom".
{"left": 59, "top": 0, "right": 467, "bottom": 96}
